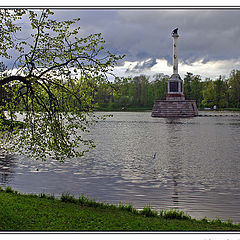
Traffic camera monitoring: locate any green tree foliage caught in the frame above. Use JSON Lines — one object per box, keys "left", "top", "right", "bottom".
{"left": 202, "top": 79, "right": 215, "bottom": 108}
{"left": 183, "top": 72, "right": 193, "bottom": 100}
{"left": 93, "top": 74, "right": 168, "bottom": 110}
{"left": 183, "top": 73, "right": 203, "bottom": 107}
{"left": 202, "top": 77, "right": 228, "bottom": 108}
{"left": 228, "top": 70, "right": 240, "bottom": 108}
{"left": 0, "top": 9, "right": 123, "bottom": 161}
{"left": 213, "top": 76, "right": 229, "bottom": 108}
{"left": 190, "top": 75, "right": 203, "bottom": 107}
{"left": 152, "top": 73, "right": 168, "bottom": 101}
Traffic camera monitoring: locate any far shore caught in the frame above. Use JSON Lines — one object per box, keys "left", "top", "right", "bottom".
{"left": 95, "top": 107, "right": 240, "bottom": 112}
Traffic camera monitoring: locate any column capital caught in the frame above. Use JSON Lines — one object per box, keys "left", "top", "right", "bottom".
{"left": 172, "top": 33, "right": 179, "bottom": 38}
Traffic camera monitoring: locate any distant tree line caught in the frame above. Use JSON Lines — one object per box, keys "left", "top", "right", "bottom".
{"left": 95, "top": 73, "right": 168, "bottom": 110}
{"left": 1, "top": 69, "right": 240, "bottom": 112}
{"left": 94, "top": 69, "right": 240, "bottom": 110}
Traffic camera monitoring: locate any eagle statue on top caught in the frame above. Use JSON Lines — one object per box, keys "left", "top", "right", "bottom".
{"left": 172, "top": 28, "right": 178, "bottom": 35}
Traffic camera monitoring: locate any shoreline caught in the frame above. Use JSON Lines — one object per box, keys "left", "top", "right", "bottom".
{"left": 95, "top": 108, "right": 240, "bottom": 112}
{"left": 0, "top": 187, "right": 239, "bottom": 231}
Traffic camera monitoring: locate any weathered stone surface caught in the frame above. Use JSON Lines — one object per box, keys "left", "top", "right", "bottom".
{"left": 151, "top": 99, "right": 198, "bottom": 118}
{"left": 166, "top": 93, "right": 185, "bottom": 100}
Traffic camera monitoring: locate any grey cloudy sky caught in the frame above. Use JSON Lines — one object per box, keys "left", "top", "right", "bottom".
{"left": 9, "top": 8, "right": 240, "bottom": 80}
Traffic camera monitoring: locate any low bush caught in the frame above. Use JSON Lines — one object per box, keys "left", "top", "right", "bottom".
{"left": 160, "top": 209, "right": 191, "bottom": 220}
{"left": 5, "top": 186, "right": 14, "bottom": 193}
{"left": 140, "top": 206, "right": 158, "bottom": 217}
{"left": 60, "top": 193, "right": 77, "bottom": 203}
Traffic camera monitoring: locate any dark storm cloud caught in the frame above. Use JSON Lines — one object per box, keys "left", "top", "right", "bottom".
{"left": 4, "top": 8, "right": 240, "bottom": 77}
{"left": 50, "top": 8, "right": 240, "bottom": 66}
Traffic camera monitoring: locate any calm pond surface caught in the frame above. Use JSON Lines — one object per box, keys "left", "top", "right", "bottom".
{"left": 1, "top": 111, "right": 240, "bottom": 223}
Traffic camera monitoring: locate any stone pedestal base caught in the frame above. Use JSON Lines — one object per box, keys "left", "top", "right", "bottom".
{"left": 166, "top": 93, "right": 185, "bottom": 101}
{"left": 151, "top": 99, "right": 198, "bottom": 118}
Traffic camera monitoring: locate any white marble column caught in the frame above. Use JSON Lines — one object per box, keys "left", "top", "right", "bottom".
{"left": 173, "top": 33, "right": 179, "bottom": 75}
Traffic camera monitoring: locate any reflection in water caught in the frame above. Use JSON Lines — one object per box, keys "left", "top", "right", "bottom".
{"left": 165, "top": 119, "right": 184, "bottom": 208}
{"left": 0, "top": 153, "right": 16, "bottom": 186}
{"left": 172, "top": 176, "right": 179, "bottom": 205}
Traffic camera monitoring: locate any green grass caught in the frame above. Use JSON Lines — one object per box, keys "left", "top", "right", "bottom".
{"left": 0, "top": 187, "right": 239, "bottom": 231}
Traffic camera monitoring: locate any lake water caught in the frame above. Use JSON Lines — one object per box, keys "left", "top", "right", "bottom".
{"left": 1, "top": 111, "right": 240, "bottom": 223}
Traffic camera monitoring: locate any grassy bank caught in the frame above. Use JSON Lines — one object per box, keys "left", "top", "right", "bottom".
{"left": 0, "top": 187, "right": 239, "bottom": 231}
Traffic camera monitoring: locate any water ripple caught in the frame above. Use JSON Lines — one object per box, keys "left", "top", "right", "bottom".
{"left": 1, "top": 111, "right": 240, "bottom": 222}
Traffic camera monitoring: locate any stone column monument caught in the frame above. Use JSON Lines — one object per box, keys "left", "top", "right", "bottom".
{"left": 167, "top": 28, "right": 184, "bottom": 100}
{"left": 151, "top": 28, "right": 198, "bottom": 118}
